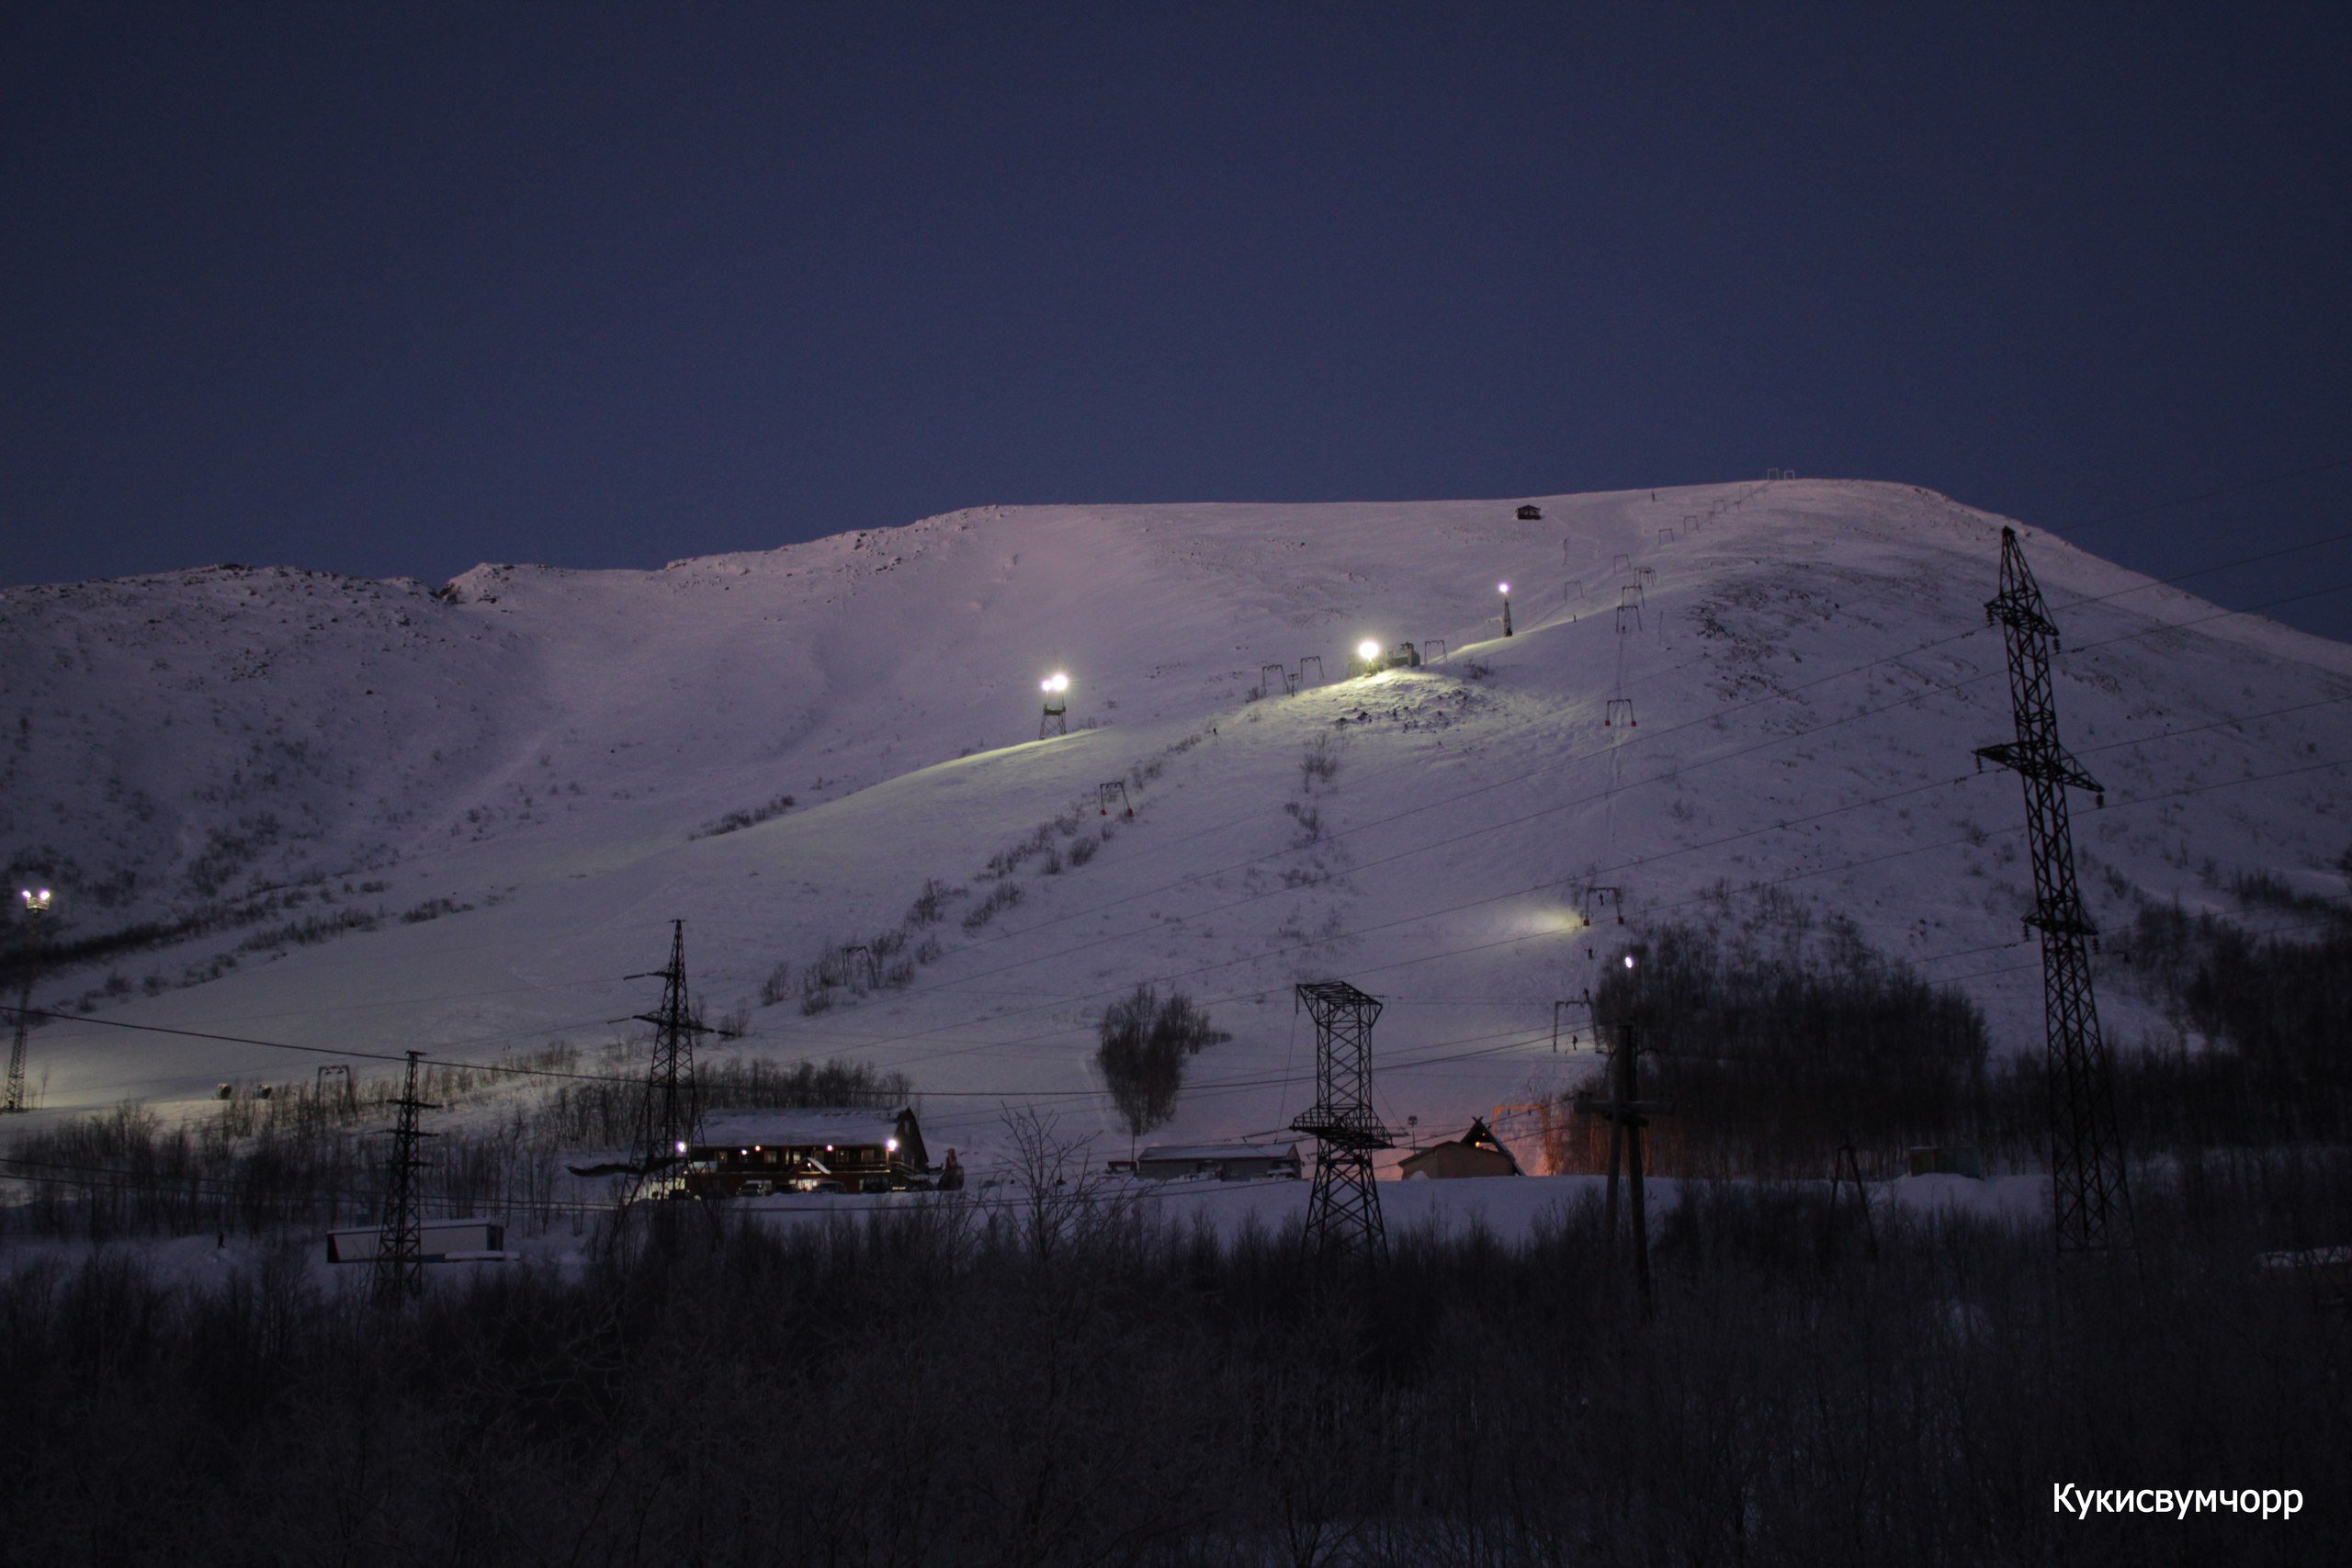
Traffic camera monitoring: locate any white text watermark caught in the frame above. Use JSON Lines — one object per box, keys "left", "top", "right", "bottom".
{"left": 2053, "top": 1486, "right": 2301, "bottom": 1521}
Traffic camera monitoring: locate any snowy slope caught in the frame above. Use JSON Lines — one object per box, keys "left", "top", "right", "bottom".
{"left": 6, "top": 479, "right": 2351, "bottom": 1165}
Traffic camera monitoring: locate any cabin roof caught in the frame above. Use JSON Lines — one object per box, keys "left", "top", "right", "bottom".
{"left": 1136, "top": 1142, "right": 1298, "bottom": 1164}
{"left": 694, "top": 1108, "right": 912, "bottom": 1149}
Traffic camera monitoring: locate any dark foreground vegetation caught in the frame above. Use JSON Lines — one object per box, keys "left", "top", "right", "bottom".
{"left": 1567, "top": 893, "right": 2352, "bottom": 1181}
{"left": 0, "top": 1155, "right": 2346, "bottom": 1567}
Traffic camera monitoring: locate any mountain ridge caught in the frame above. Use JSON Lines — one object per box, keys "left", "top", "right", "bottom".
{"left": 6, "top": 479, "right": 2349, "bottom": 1161}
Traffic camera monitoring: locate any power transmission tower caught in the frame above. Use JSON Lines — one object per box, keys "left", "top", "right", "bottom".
{"left": 5, "top": 887, "right": 51, "bottom": 1114}
{"left": 1290, "top": 981, "right": 1393, "bottom": 1264}
{"left": 1974, "top": 525, "right": 2133, "bottom": 1256}
{"left": 371, "top": 1050, "right": 437, "bottom": 1304}
{"left": 1575, "top": 1021, "right": 1672, "bottom": 1314}
{"left": 630, "top": 919, "right": 708, "bottom": 1197}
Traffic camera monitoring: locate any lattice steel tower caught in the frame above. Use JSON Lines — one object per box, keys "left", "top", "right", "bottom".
{"left": 1290, "top": 981, "right": 1393, "bottom": 1262}
{"left": 1974, "top": 526, "right": 2132, "bottom": 1254}
{"left": 371, "top": 1050, "right": 437, "bottom": 1303}
{"left": 5, "top": 887, "right": 51, "bottom": 1114}
{"left": 632, "top": 919, "right": 707, "bottom": 1191}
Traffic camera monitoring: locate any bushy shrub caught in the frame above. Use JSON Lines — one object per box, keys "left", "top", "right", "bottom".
{"left": 1094, "top": 986, "right": 1227, "bottom": 1136}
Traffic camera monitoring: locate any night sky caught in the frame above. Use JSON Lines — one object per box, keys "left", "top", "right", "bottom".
{"left": 7, "top": 4, "right": 2350, "bottom": 637}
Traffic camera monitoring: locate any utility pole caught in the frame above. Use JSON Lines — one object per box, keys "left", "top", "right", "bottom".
{"left": 1974, "top": 526, "right": 2133, "bottom": 1257}
{"left": 630, "top": 919, "right": 707, "bottom": 1198}
{"left": 371, "top": 1050, "right": 437, "bottom": 1304}
{"left": 1826, "top": 1135, "right": 1878, "bottom": 1264}
{"left": 1576, "top": 1017, "right": 1673, "bottom": 1314}
{"left": 1291, "top": 981, "right": 1393, "bottom": 1264}
{"left": 5, "top": 886, "right": 51, "bottom": 1114}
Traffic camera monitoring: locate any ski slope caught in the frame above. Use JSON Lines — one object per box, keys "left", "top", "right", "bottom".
{"left": 6, "top": 479, "right": 2350, "bottom": 1167}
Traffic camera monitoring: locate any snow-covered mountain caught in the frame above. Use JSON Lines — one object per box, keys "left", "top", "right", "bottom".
{"left": 7, "top": 479, "right": 2349, "bottom": 1161}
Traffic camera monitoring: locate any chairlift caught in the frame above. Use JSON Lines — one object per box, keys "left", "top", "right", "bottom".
{"left": 1100, "top": 781, "right": 1132, "bottom": 818}
{"left": 1552, "top": 992, "right": 1594, "bottom": 1053}
{"left": 1604, "top": 697, "right": 1636, "bottom": 728}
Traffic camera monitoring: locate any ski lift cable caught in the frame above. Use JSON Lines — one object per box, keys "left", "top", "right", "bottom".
{"left": 900, "top": 508, "right": 2352, "bottom": 969}
{"left": 786, "top": 656, "right": 2352, "bottom": 1047}
{"left": 698, "top": 684, "right": 2352, "bottom": 1071}
{"left": 808, "top": 564, "right": 2352, "bottom": 1024}
{"left": 803, "top": 749, "right": 2352, "bottom": 1076}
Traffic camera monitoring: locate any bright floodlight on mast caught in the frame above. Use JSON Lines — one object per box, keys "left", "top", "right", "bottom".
{"left": 1498, "top": 581, "right": 1513, "bottom": 637}
{"left": 1039, "top": 671, "right": 1070, "bottom": 739}
{"left": 6, "top": 886, "right": 52, "bottom": 1113}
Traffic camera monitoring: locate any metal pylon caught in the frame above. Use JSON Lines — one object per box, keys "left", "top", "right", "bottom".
{"left": 3, "top": 964, "right": 30, "bottom": 1115}
{"left": 1290, "top": 981, "right": 1392, "bottom": 1263}
{"left": 5, "top": 895, "right": 48, "bottom": 1113}
{"left": 1974, "top": 526, "right": 2133, "bottom": 1255}
{"left": 371, "top": 1050, "right": 437, "bottom": 1304}
{"left": 631, "top": 919, "right": 707, "bottom": 1196}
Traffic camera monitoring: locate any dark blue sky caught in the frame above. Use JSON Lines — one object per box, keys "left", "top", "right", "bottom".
{"left": 7, "top": 4, "right": 2350, "bottom": 637}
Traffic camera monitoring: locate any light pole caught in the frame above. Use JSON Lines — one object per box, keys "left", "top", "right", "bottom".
{"left": 5, "top": 886, "right": 51, "bottom": 1114}
{"left": 1498, "top": 581, "right": 1513, "bottom": 637}
{"left": 1039, "top": 671, "right": 1070, "bottom": 739}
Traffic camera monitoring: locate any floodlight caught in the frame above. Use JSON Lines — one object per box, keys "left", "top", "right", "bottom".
{"left": 1041, "top": 671, "right": 1069, "bottom": 694}
{"left": 1498, "top": 582, "right": 1510, "bottom": 594}
{"left": 1623, "top": 954, "right": 1635, "bottom": 969}
{"left": 886, "top": 1137, "right": 899, "bottom": 1152}
{"left": 1356, "top": 639, "right": 1381, "bottom": 661}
